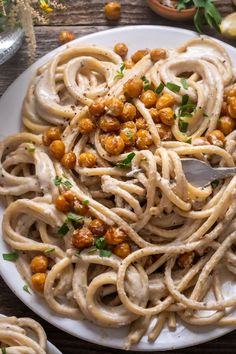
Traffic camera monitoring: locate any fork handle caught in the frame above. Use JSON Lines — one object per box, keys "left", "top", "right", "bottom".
{"left": 213, "top": 167, "right": 236, "bottom": 180}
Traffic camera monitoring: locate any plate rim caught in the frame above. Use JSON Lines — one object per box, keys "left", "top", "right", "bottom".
{"left": 0, "top": 25, "right": 236, "bottom": 351}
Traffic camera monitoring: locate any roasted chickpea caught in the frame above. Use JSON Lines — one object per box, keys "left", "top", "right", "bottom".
{"left": 140, "top": 89, "right": 157, "bottom": 108}
{"left": 131, "top": 49, "right": 149, "bottom": 63}
{"left": 104, "top": 2, "right": 121, "bottom": 20}
{"left": 89, "top": 99, "right": 105, "bottom": 117}
{"left": 113, "top": 242, "right": 131, "bottom": 258}
{"left": 105, "top": 135, "right": 125, "bottom": 155}
{"left": 99, "top": 133, "right": 109, "bottom": 147}
{"left": 228, "top": 96, "right": 236, "bottom": 119}
{"left": 99, "top": 115, "right": 120, "bottom": 132}
{"left": 120, "top": 122, "right": 136, "bottom": 146}
{"left": 31, "top": 273, "right": 47, "bottom": 293}
{"left": 58, "top": 31, "right": 75, "bottom": 44}
{"left": 136, "top": 129, "right": 153, "bottom": 150}
{"left": 114, "top": 42, "right": 128, "bottom": 58}
{"left": 105, "top": 226, "right": 126, "bottom": 245}
{"left": 221, "top": 101, "right": 229, "bottom": 116}
{"left": 72, "top": 227, "right": 94, "bottom": 249}
{"left": 62, "top": 190, "right": 75, "bottom": 205}
{"left": 177, "top": 252, "right": 195, "bottom": 269}
{"left": 156, "top": 93, "right": 175, "bottom": 110}
{"left": 55, "top": 195, "right": 71, "bottom": 213}
{"left": 124, "top": 60, "right": 134, "bottom": 69}
{"left": 73, "top": 200, "right": 89, "bottom": 215}
{"left": 150, "top": 48, "right": 167, "bottom": 62}
{"left": 227, "top": 87, "right": 236, "bottom": 98}
{"left": 121, "top": 102, "right": 137, "bottom": 122}
{"left": 42, "top": 127, "right": 61, "bottom": 146}
{"left": 30, "top": 255, "right": 49, "bottom": 274}
{"left": 159, "top": 107, "right": 174, "bottom": 126}
{"left": 78, "top": 118, "right": 96, "bottom": 134}
{"left": 79, "top": 152, "right": 97, "bottom": 167}
{"left": 89, "top": 219, "right": 106, "bottom": 237}
{"left": 149, "top": 108, "right": 160, "bottom": 123}
{"left": 156, "top": 123, "right": 172, "bottom": 141}
{"left": 218, "top": 116, "right": 236, "bottom": 135}
{"left": 192, "top": 137, "right": 210, "bottom": 146}
{"left": 207, "top": 130, "right": 225, "bottom": 147}
{"left": 136, "top": 117, "right": 147, "bottom": 129}
{"left": 49, "top": 140, "right": 65, "bottom": 160}
{"left": 123, "top": 77, "right": 143, "bottom": 98}
{"left": 106, "top": 97, "right": 124, "bottom": 117}
{"left": 61, "top": 152, "right": 76, "bottom": 170}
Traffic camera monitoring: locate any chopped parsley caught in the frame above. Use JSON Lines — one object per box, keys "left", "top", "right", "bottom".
{"left": 186, "top": 137, "right": 192, "bottom": 144}
{"left": 87, "top": 246, "right": 97, "bottom": 254}
{"left": 155, "top": 82, "right": 165, "bottom": 94}
{"left": 211, "top": 180, "right": 219, "bottom": 188}
{"left": 178, "top": 94, "right": 196, "bottom": 119}
{"left": 141, "top": 76, "right": 151, "bottom": 91}
{"left": 66, "top": 212, "right": 84, "bottom": 224}
{"left": 44, "top": 248, "right": 55, "bottom": 254}
{"left": 53, "top": 176, "right": 72, "bottom": 189}
{"left": 166, "top": 82, "right": 181, "bottom": 93}
{"left": 180, "top": 78, "right": 188, "bottom": 89}
{"left": 82, "top": 199, "right": 89, "bottom": 205}
{"left": 115, "top": 62, "right": 125, "bottom": 79}
{"left": 95, "top": 237, "right": 107, "bottom": 250}
{"left": 99, "top": 249, "right": 112, "bottom": 257}
{"left": 23, "top": 284, "right": 31, "bottom": 294}
{"left": 116, "top": 152, "right": 135, "bottom": 169}
{"left": 182, "top": 94, "right": 189, "bottom": 105}
{"left": 27, "top": 144, "right": 35, "bottom": 153}
{"left": 179, "top": 120, "right": 189, "bottom": 133}
{"left": 2, "top": 252, "right": 19, "bottom": 262}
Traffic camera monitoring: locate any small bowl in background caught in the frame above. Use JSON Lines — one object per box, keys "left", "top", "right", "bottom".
{"left": 146, "top": 0, "right": 196, "bottom": 21}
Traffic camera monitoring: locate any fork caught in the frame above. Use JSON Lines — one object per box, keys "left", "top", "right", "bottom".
{"left": 181, "top": 158, "right": 236, "bottom": 188}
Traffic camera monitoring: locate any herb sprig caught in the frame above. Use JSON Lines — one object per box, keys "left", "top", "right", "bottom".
{"left": 141, "top": 76, "right": 151, "bottom": 91}
{"left": 54, "top": 175, "right": 73, "bottom": 189}
{"left": 116, "top": 152, "right": 135, "bottom": 169}
{"left": 115, "top": 63, "right": 125, "bottom": 79}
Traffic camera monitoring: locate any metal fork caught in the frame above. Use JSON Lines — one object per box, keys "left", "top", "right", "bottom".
{"left": 181, "top": 158, "right": 236, "bottom": 188}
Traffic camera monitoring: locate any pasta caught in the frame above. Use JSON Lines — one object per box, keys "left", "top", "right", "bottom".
{"left": 0, "top": 316, "right": 47, "bottom": 353}
{"left": 1, "top": 37, "right": 236, "bottom": 349}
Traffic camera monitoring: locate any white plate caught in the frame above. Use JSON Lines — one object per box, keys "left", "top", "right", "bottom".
{"left": 0, "top": 25, "right": 235, "bottom": 351}
{"left": 0, "top": 314, "right": 62, "bottom": 354}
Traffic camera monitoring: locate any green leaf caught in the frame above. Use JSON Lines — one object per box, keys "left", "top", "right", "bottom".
{"left": 82, "top": 199, "right": 89, "bottom": 205}
{"left": 211, "top": 179, "right": 219, "bottom": 188}
{"left": 182, "top": 94, "right": 189, "bottom": 105}
{"left": 115, "top": 62, "right": 125, "bottom": 79}
{"left": 57, "top": 223, "right": 69, "bottom": 236}
{"left": 44, "top": 248, "right": 55, "bottom": 254}
{"left": 181, "top": 78, "right": 188, "bottom": 89}
{"left": 95, "top": 237, "right": 107, "bottom": 250}
{"left": 66, "top": 212, "right": 84, "bottom": 224}
{"left": 176, "top": 0, "right": 193, "bottom": 10}
{"left": 99, "top": 249, "right": 112, "bottom": 257}
{"left": 141, "top": 76, "right": 151, "bottom": 91}
{"left": 116, "top": 152, "right": 135, "bottom": 168}
{"left": 166, "top": 82, "right": 181, "bottom": 93}
{"left": 23, "top": 284, "right": 31, "bottom": 294}
{"left": 87, "top": 246, "right": 97, "bottom": 254}
{"left": 2, "top": 252, "right": 18, "bottom": 262}
{"left": 54, "top": 176, "right": 62, "bottom": 186}
{"left": 155, "top": 83, "right": 165, "bottom": 94}
{"left": 193, "top": 0, "right": 206, "bottom": 6}
{"left": 179, "top": 120, "right": 189, "bottom": 133}
{"left": 63, "top": 180, "right": 72, "bottom": 189}
{"left": 194, "top": 8, "right": 203, "bottom": 33}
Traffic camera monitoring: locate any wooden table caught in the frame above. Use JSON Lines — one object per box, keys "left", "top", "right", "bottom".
{"left": 0, "top": 1, "right": 236, "bottom": 353}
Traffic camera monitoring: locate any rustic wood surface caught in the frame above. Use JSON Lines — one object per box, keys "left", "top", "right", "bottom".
{"left": 0, "top": 1, "right": 236, "bottom": 353}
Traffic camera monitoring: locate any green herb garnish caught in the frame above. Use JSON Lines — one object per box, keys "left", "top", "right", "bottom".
{"left": 180, "top": 78, "right": 188, "bottom": 89}
{"left": 116, "top": 152, "right": 135, "bottom": 169}
{"left": 182, "top": 94, "right": 189, "bottom": 106}
{"left": 75, "top": 250, "right": 81, "bottom": 258}
{"left": 126, "top": 130, "right": 134, "bottom": 144}
{"left": 54, "top": 176, "right": 62, "bottom": 186}
{"left": 115, "top": 62, "right": 125, "bottom": 79}
{"left": 2, "top": 252, "right": 18, "bottom": 262}
{"left": 141, "top": 76, "right": 151, "bottom": 91}
{"left": 27, "top": 144, "right": 35, "bottom": 153}
{"left": 166, "top": 82, "right": 181, "bottom": 93}
{"left": 82, "top": 199, "right": 89, "bottom": 205}
{"left": 44, "top": 248, "right": 55, "bottom": 254}
{"left": 95, "top": 237, "right": 107, "bottom": 250}
{"left": 87, "top": 246, "right": 97, "bottom": 254}
{"left": 53, "top": 176, "right": 72, "bottom": 189}
{"left": 23, "top": 284, "right": 31, "bottom": 294}
{"left": 186, "top": 137, "right": 192, "bottom": 144}
{"left": 63, "top": 180, "right": 73, "bottom": 189}
{"left": 99, "top": 249, "right": 112, "bottom": 257}
{"left": 66, "top": 212, "right": 84, "bottom": 224}
{"left": 179, "top": 120, "right": 189, "bottom": 133}
{"left": 211, "top": 180, "right": 219, "bottom": 188}
{"left": 155, "top": 82, "right": 164, "bottom": 94}
{"left": 57, "top": 222, "right": 69, "bottom": 236}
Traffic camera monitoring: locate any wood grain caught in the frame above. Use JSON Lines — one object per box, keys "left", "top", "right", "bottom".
{"left": 0, "top": 1, "right": 236, "bottom": 353}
